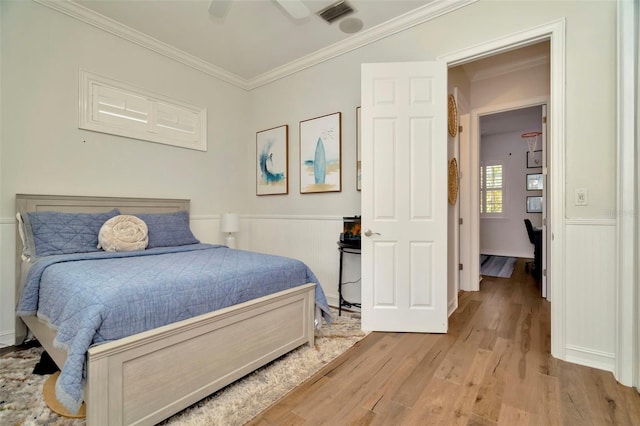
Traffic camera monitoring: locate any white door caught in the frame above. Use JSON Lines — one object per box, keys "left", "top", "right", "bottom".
{"left": 361, "top": 61, "right": 448, "bottom": 332}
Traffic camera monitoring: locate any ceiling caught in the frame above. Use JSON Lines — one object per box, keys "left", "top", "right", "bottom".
{"left": 40, "top": 0, "right": 548, "bottom": 93}
{"left": 480, "top": 105, "right": 543, "bottom": 137}
{"left": 70, "top": 0, "right": 437, "bottom": 82}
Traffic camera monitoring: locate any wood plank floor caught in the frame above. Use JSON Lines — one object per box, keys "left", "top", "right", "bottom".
{"left": 248, "top": 259, "right": 640, "bottom": 425}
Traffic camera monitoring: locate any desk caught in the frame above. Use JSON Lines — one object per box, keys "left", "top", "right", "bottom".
{"left": 337, "top": 241, "right": 361, "bottom": 316}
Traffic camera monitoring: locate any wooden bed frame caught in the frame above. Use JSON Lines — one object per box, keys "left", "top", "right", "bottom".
{"left": 15, "top": 194, "right": 316, "bottom": 425}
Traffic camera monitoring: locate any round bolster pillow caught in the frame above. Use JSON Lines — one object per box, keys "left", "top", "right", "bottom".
{"left": 98, "top": 215, "right": 148, "bottom": 252}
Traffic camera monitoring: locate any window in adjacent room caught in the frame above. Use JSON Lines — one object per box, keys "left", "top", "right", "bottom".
{"left": 480, "top": 161, "right": 504, "bottom": 216}
{"left": 79, "top": 70, "right": 207, "bottom": 151}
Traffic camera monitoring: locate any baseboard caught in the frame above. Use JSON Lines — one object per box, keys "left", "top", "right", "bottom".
{"left": 565, "top": 344, "right": 615, "bottom": 373}
{"left": 448, "top": 296, "right": 458, "bottom": 317}
{"left": 326, "top": 295, "right": 339, "bottom": 308}
{"left": 0, "top": 329, "right": 15, "bottom": 348}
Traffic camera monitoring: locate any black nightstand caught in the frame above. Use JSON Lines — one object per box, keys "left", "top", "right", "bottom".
{"left": 337, "top": 241, "right": 361, "bottom": 315}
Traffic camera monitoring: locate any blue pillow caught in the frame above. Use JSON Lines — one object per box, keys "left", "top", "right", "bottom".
{"left": 23, "top": 209, "right": 120, "bottom": 257}
{"left": 132, "top": 211, "right": 199, "bottom": 248}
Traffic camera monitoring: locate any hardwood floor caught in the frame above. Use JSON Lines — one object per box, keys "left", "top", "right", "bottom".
{"left": 248, "top": 259, "right": 640, "bottom": 425}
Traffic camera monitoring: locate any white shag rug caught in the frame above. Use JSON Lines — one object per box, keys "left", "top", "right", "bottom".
{"left": 0, "top": 309, "right": 365, "bottom": 426}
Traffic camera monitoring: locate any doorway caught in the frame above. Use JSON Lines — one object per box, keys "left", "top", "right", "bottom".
{"left": 477, "top": 105, "right": 547, "bottom": 295}
{"left": 440, "top": 20, "right": 564, "bottom": 358}
{"left": 448, "top": 40, "right": 550, "bottom": 295}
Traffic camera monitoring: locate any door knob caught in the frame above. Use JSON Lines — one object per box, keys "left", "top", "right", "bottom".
{"left": 364, "top": 229, "right": 381, "bottom": 237}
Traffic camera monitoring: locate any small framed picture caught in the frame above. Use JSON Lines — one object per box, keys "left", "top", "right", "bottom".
{"left": 527, "top": 150, "right": 542, "bottom": 168}
{"left": 527, "top": 196, "right": 543, "bottom": 213}
{"left": 526, "top": 173, "right": 543, "bottom": 191}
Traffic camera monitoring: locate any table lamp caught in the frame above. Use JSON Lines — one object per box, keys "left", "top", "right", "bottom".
{"left": 220, "top": 213, "right": 239, "bottom": 248}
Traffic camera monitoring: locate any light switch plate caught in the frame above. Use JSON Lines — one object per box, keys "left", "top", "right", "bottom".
{"left": 575, "top": 188, "right": 588, "bottom": 206}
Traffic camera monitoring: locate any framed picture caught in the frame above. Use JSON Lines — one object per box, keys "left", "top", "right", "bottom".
{"left": 526, "top": 196, "right": 543, "bottom": 213}
{"left": 356, "top": 106, "right": 361, "bottom": 191}
{"left": 299, "top": 112, "right": 342, "bottom": 193}
{"left": 526, "top": 173, "right": 543, "bottom": 191}
{"left": 256, "top": 125, "right": 288, "bottom": 195}
{"left": 527, "top": 149, "right": 542, "bottom": 168}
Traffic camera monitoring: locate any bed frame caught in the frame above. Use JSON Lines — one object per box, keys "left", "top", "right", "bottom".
{"left": 15, "top": 194, "right": 316, "bottom": 425}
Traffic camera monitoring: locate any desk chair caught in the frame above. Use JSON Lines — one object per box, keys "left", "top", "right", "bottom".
{"left": 523, "top": 219, "right": 541, "bottom": 280}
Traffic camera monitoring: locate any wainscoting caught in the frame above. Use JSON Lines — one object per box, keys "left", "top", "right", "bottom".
{"left": 0, "top": 214, "right": 622, "bottom": 378}
{"left": 0, "top": 214, "right": 358, "bottom": 347}
{"left": 241, "top": 215, "right": 360, "bottom": 308}
{"left": 0, "top": 217, "right": 18, "bottom": 346}
{"left": 563, "top": 219, "right": 617, "bottom": 372}
{"left": 169, "top": 214, "right": 360, "bottom": 308}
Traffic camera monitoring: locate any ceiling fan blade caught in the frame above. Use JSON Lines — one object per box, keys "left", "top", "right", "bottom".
{"left": 208, "top": 0, "right": 232, "bottom": 18}
{"left": 275, "top": 0, "right": 311, "bottom": 19}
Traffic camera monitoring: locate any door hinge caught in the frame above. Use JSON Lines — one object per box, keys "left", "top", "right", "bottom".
{"left": 543, "top": 268, "right": 547, "bottom": 277}
{"left": 543, "top": 116, "right": 547, "bottom": 124}
{"left": 543, "top": 218, "right": 546, "bottom": 226}
{"left": 459, "top": 218, "right": 463, "bottom": 225}
{"left": 459, "top": 125, "right": 463, "bottom": 133}
{"left": 459, "top": 263, "right": 463, "bottom": 270}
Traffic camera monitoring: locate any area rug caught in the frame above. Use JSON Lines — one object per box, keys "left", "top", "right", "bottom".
{"left": 480, "top": 254, "right": 517, "bottom": 278}
{"left": 0, "top": 308, "right": 366, "bottom": 426}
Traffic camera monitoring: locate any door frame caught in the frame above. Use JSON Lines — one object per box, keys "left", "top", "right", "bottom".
{"left": 438, "top": 18, "right": 567, "bottom": 360}
{"left": 468, "top": 97, "right": 549, "bottom": 294}
{"left": 616, "top": 0, "right": 638, "bottom": 388}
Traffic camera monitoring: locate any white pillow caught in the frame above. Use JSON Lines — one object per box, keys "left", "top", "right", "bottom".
{"left": 98, "top": 215, "right": 148, "bottom": 252}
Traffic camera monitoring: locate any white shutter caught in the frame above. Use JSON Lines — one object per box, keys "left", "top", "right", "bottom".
{"left": 80, "top": 70, "right": 207, "bottom": 151}
{"left": 93, "top": 84, "right": 150, "bottom": 131}
{"left": 154, "top": 102, "right": 201, "bottom": 144}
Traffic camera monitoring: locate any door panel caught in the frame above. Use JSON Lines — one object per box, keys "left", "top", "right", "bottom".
{"left": 361, "top": 61, "right": 448, "bottom": 333}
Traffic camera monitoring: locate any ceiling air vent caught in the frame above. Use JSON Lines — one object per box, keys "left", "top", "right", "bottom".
{"left": 317, "top": 0, "right": 354, "bottom": 23}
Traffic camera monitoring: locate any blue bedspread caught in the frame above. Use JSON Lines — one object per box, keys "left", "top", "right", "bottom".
{"left": 17, "top": 243, "right": 330, "bottom": 414}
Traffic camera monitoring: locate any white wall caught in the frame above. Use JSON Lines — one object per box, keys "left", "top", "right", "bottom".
{"left": 0, "top": 1, "right": 250, "bottom": 345}
{"left": 0, "top": 0, "right": 627, "bottom": 378}
{"left": 247, "top": 0, "right": 620, "bottom": 374}
{"left": 480, "top": 128, "right": 542, "bottom": 258}
{"left": 1, "top": 2, "right": 250, "bottom": 217}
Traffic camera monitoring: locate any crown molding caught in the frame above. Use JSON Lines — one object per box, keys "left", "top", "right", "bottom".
{"left": 33, "top": 0, "right": 477, "bottom": 91}
{"left": 246, "top": 0, "right": 479, "bottom": 89}
{"left": 33, "top": 0, "right": 247, "bottom": 89}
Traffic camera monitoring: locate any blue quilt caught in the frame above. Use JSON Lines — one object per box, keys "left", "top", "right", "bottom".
{"left": 17, "top": 243, "right": 330, "bottom": 414}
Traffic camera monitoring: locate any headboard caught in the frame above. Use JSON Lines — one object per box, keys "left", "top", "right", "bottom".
{"left": 14, "top": 194, "right": 191, "bottom": 344}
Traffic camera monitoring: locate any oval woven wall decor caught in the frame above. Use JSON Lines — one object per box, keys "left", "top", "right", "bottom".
{"left": 448, "top": 157, "right": 459, "bottom": 205}
{"left": 448, "top": 94, "right": 458, "bottom": 137}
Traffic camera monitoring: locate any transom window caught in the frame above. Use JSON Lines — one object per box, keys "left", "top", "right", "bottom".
{"left": 79, "top": 70, "right": 207, "bottom": 151}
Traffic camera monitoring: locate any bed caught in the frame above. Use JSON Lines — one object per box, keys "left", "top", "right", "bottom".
{"left": 14, "top": 194, "right": 329, "bottom": 425}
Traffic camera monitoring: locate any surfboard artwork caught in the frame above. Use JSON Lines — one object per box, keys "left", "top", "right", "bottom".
{"left": 256, "top": 125, "right": 288, "bottom": 195}
{"left": 314, "top": 137, "right": 326, "bottom": 184}
{"left": 300, "top": 112, "right": 342, "bottom": 193}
